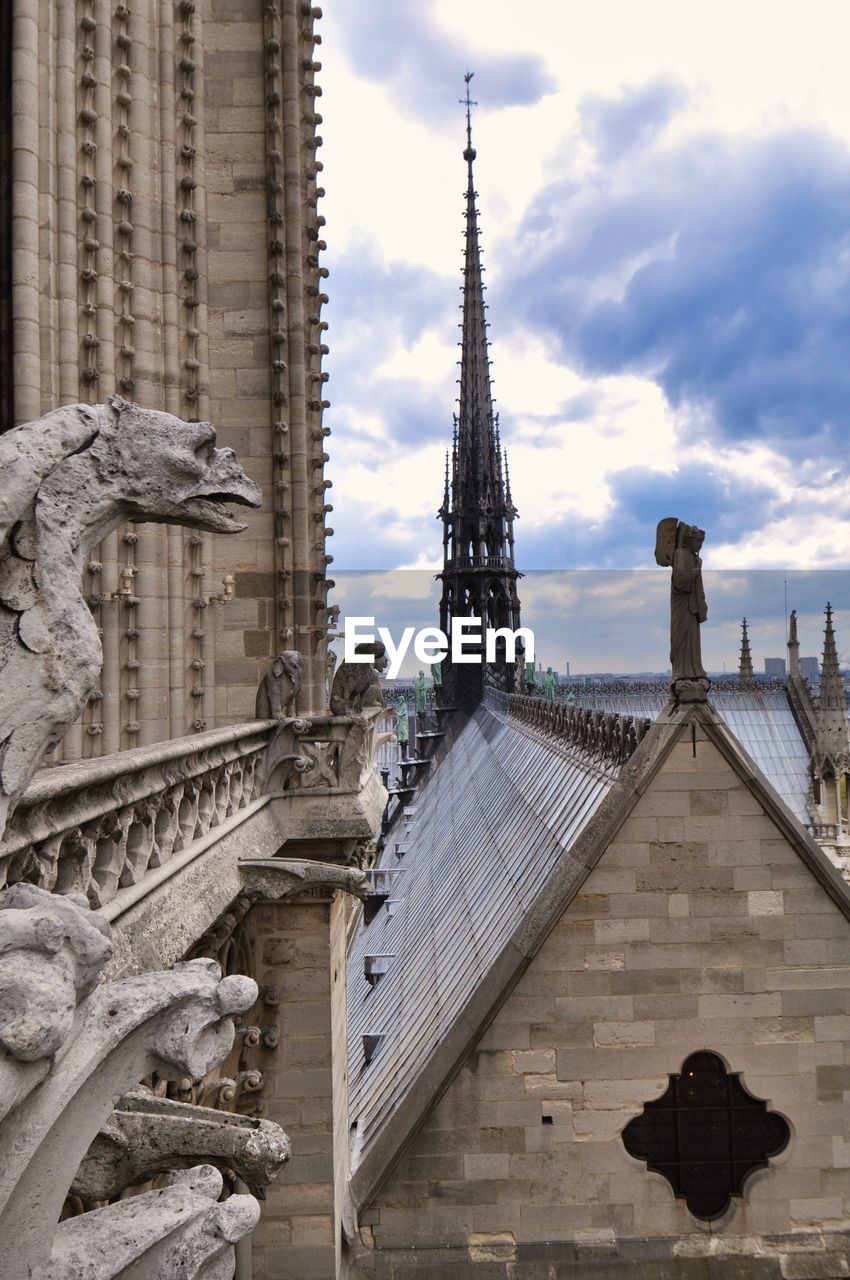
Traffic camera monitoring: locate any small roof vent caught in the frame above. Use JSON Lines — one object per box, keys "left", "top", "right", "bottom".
{"left": 362, "top": 1033, "right": 385, "bottom": 1065}
{"left": 364, "top": 954, "right": 395, "bottom": 987}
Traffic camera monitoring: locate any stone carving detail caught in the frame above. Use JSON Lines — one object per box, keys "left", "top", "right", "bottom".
{"left": 0, "top": 884, "right": 113, "bottom": 1120}
{"left": 0, "top": 723, "right": 269, "bottom": 904}
{"left": 255, "top": 649, "right": 304, "bottom": 719}
{"left": 0, "top": 397, "right": 262, "bottom": 839}
{"left": 489, "top": 689, "right": 650, "bottom": 769}
{"left": 330, "top": 640, "right": 388, "bottom": 715}
{"left": 655, "top": 517, "right": 710, "bottom": 703}
{"left": 43, "top": 1164, "right": 260, "bottom": 1280}
{"left": 72, "top": 1087, "right": 291, "bottom": 1201}
{"left": 239, "top": 856, "right": 368, "bottom": 902}
{"left": 0, "top": 885, "right": 286, "bottom": 1280}
{"left": 263, "top": 707, "right": 386, "bottom": 795}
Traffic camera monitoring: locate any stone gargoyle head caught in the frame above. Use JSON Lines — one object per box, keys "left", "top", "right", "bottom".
{"left": 0, "top": 397, "right": 262, "bottom": 839}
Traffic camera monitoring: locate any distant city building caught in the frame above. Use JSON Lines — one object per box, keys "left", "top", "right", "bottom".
{"left": 765, "top": 657, "right": 787, "bottom": 676}
{"left": 800, "top": 656, "right": 820, "bottom": 680}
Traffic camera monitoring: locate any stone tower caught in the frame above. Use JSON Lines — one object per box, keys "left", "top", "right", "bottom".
{"left": 437, "top": 75, "right": 522, "bottom": 709}
{"left": 2, "top": 0, "right": 334, "bottom": 750}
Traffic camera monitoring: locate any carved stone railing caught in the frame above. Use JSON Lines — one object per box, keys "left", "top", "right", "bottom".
{"left": 486, "top": 687, "right": 651, "bottom": 769}
{"left": 807, "top": 821, "right": 843, "bottom": 841}
{"left": 0, "top": 721, "right": 275, "bottom": 906}
{"left": 0, "top": 708, "right": 389, "bottom": 914}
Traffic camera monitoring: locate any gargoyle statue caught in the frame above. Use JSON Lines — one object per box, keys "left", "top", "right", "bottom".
{"left": 329, "top": 641, "right": 388, "bottom": 715}
{"left": 0, "top": 396, "right": 261, "bottom": 838}
{"left": 255, "top": 649, "right": 304, "bottom": 719}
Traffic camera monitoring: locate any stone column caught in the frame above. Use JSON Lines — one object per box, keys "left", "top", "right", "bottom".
{"left": 249, "top": 892, "right": 350, "bottom": 1280}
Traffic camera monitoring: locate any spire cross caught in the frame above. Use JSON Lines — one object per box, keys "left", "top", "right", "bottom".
{"left": 460, "top": 71, "right": 477, "bottom": 154}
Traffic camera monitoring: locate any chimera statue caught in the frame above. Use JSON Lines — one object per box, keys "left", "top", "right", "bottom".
{"left": 0, "top": 396, "right": 261, "bottom": 839}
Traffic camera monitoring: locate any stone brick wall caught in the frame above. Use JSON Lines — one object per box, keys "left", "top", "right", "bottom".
{"left": 250, "top": 897, "right": 340, "bottom": 1280}
{"left": 8, "top": 0, "right": 334, "bottom": 756}
{"left": 352, "top": 725, "right": 850, "bottom": 1276}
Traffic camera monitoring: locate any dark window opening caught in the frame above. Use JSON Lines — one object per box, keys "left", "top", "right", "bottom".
{"left": 622, "top": 1050, "right": 790, "bottom": 1221}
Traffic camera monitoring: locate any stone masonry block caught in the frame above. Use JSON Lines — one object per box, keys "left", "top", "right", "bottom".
{"left": 512, "top": 1050, "right": 556, "bottom": 1074}
{"left": 594, "top": 1021, "right": 655, "bottom": 1047}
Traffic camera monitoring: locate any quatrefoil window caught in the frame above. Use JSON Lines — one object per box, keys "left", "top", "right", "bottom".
{"left": 622, "top": 1051, "right": 790, "bottom": 1220}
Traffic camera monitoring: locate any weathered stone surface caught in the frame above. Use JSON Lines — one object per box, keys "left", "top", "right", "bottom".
{"left": 0, "top": 885, "right": 262, "bottom": 1279}
{"left": 0, "top": 884, "right": 112, "bottom": 1119}
{"left": 256, "top": 650, "right": 304, "bottom": 719}
{"left": 39, "top": 1164, "right": 260, "bottom": 1280}
{"left": 240, "top": 857, "right": 368, "bottom": 901}
{"left": 0, "top": 397, "right": 261, "bottom": 839}
{"left": 329, "top": 641, "right": 388, "bottom": 715}
{"left": 72, "top": 1087, "right": 291, "bottom": 1201}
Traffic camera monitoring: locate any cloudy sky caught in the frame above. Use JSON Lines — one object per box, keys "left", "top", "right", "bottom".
{"left": 318, "top": 1, "right": 850, "bottom": 673}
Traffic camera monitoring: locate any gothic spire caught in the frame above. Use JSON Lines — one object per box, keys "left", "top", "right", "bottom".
{"left": 456, "top": 71, "right": 502, "bottom": 510}
{"left": 820, "top": 603, "right": 844, "bottom": 708}
{"left": 787, "top": 608, "right": 800, "bottom": 677}
{"left": 814, "top": 602, "right": 850, "bottom": 776}
{"left": 738, "top": 617, "right": 753, "bottom": 680}
{"left": 436, "top": 75, "right": 522, "bottom": 709}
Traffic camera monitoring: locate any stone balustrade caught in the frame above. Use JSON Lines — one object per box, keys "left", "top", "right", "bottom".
{"left": 0, "top": 721, "right": 277, "bottom": 907}
{"left": 486, "top": 687, "right": 651, "bottom": 769}
{"left": 0, "top": 708, "right": 389, "bottom": 914}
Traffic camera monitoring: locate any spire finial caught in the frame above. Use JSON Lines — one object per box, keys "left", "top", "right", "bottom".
{"left": 461, "top": 71, "right": 477, "bottom": 162}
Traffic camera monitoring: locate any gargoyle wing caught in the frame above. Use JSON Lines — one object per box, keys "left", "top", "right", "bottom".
{"left": 0, "top": 404, "right": 100, "bottom": 549}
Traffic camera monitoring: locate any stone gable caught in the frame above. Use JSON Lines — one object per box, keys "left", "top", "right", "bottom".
{"left": 350, "top": 721, "right": 850, "bottom": 1277}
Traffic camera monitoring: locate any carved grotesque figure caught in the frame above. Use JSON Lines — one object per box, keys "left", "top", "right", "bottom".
{"left": 329, "top": 641, "right": 388, "bottom": 716}
{"left": 0, "top": 884, "right": 112, "bottom": 1102}
{"left": 255, "top": 650, "right": 304, "bottom": 719}
{"left": 0, "top": 396, "right": 262, "bottom": 838}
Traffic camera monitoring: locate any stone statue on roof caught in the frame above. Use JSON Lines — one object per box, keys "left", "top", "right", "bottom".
{"left": 655, "top": 517, "right": 709, "bottom": 703}
{"left": 431, "top": 660, "right": 442, "bottom": 687}
{"left": 329, "top": 641, "right": 388, "bottom": 715}
{"left": 544, "top": 667, "right": 556, "bottom": 701}
{"left": 414, "top": 670, "right": 428, "bottom": 716}
{"left": 525, "top": 660, "right": 536, "bottom": 690}
{"left": 396, "top": 698, "right": 409, "bottom": 753}
{"left": 256, "top": 650, "right": 303, "bottom": 720}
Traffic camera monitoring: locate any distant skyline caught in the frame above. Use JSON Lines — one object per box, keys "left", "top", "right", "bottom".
{"left": 329, "top": 570, "right": 850, "bottom": 679}
{"left": 317, "top": 4, "right": 850, "bottom": 670}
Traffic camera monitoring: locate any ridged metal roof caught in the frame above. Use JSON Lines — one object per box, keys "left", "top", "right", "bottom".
{"left": 347, "top": 700, "right": 618, "bottom": 1163}
{"left": 573, "top": 687, "right": 811, "bottom": 823}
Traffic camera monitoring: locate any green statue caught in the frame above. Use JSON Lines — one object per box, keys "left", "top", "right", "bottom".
{"left": 544, "top": 666, "right": 556, "bottom": 701}
{"left": 396, "top": 697, "right": 409, "bottom": 745}
{"left": 566, "top": 688, "right": 575, "bottom": 705}
{"left": 414, "top": 670, "right": 428, "bottom": 716}
{"left": 525, "top": 660, "right": 537, "bottom": 690}
{"left": 431, "top": 659, "right": 442, "bottom": 686}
